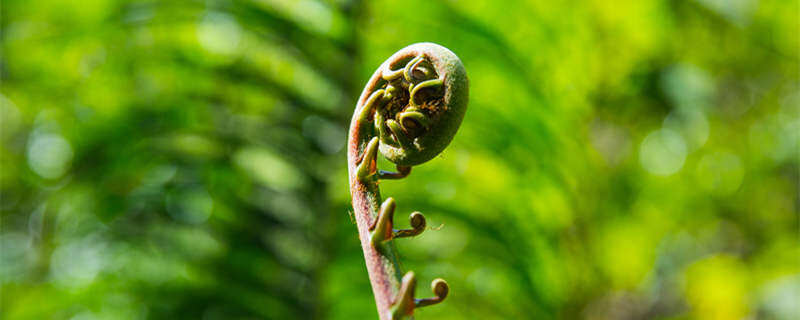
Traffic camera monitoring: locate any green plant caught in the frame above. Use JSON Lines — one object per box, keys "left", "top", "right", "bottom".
{"left": 347, "top": 43, "right": 469, "bottom": 319}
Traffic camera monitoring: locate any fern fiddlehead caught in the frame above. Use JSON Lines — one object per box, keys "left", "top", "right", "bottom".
{"left": 347, "top": 43, "right": 468, "bottom": 319}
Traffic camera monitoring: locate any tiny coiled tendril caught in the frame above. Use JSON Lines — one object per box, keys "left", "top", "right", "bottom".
{"left": 349, "top": 43, "right": 468, "bottom": 320}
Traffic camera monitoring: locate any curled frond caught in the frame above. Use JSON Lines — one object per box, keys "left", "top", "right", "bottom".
{"left": 369, "top": 43, "right": 469, "bottom": 166}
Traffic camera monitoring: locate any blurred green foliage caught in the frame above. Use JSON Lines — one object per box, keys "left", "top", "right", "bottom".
{"left": 1, "top": 0, "right": 798, "bottom": 319}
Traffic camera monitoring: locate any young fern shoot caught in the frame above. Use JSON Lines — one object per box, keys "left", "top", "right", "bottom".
{"left": 347, "top": 43, "right": 468, "bottom": 319}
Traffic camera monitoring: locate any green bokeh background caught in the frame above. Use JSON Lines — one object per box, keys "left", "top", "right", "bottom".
{"left": 1, "top": 0, "right": 798, "bottom": 319}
